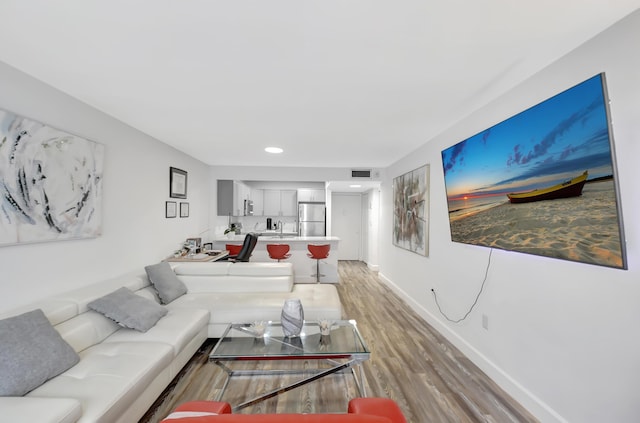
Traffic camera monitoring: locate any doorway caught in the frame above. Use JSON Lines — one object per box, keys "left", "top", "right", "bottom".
{"left": 331, "top": 193, "right": 362, "bottom": 260}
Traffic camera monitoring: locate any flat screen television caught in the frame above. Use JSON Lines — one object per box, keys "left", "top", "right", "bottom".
{"left": 441, "top": 73, "right": 627, "bottom": 269}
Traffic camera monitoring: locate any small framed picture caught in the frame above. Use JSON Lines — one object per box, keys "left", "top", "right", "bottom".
{"left": 165, "top": 201, "right": 177, "bottom": 218}
{"left": 184, "top": 238, "right": 197, "bottom": 253}
{"left": 203, "top": 242, "right": 213, "bottom": 251}
{"left": 180, "top": 202, "right": 189, "bottom": 218}
{"left": 187, "top": 237, "right": 202, "bottom": 248}
{"left": 170, "top": 167, "right": 188, "bottom": 199}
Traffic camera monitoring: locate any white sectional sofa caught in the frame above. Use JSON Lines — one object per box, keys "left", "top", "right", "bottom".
{"left": 0, "top": 261, "right": 343, "bottom": 423}
{"left": 171, "top": 262, "right": 343, "bottom": 337}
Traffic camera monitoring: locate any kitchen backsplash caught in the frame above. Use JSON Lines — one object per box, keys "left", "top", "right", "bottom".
{"left": 229, "top": 216, "right": 298, "bottom": 234}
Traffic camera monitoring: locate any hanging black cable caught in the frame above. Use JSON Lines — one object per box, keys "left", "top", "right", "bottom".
{"left": 431, "top": 248, "right": 493, "bottom": 323}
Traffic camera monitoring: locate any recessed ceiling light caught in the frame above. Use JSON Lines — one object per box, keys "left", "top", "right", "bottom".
{"left": 265, "top": 147, "right": 283, "bottom": 154}
{"left": 349, "top": 184, "right": 362, "bottom": 188}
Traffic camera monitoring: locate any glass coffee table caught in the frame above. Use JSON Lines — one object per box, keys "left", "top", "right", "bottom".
{"left": 210, "top": 319, "right": 370, "bottom": 411}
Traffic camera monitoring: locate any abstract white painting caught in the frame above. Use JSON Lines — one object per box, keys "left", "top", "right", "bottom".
{"left": 0, "top": 109, "right": 104, "bottom": 246}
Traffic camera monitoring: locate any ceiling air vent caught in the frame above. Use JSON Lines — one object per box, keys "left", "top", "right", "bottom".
{"left": 351, "top": 169, "right": 372, "bottom": 178}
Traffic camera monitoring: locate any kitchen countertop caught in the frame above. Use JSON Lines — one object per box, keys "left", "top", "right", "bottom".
{"left": 257, "top": 231, "right": 299, "bottom": 237}
{"left": 211, "top": 235, "right": 339, "bottom": 283}
{"left": 256, "top": 236, "right": 340, "bottom": 242}
{"left": 215, "top": 234, "right": 339, "bottom": 242}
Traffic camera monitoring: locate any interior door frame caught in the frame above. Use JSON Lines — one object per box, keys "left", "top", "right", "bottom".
{"left": 331, "top": 192, "right": 363, "bottom": 261}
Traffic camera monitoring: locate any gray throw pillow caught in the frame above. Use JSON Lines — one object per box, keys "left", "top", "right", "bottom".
{"left": 145, "top": 262, "right": 187, "bottom": 304}
{"left": 88, "top": 287, "right": 168, "bottom": 332}
{"left": 0, "top": 309, "right": 80, "bottom": 396}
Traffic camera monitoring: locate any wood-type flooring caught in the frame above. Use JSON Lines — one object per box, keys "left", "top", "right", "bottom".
{"left": 140, "top": 261, "right": 538, "bottom": 423}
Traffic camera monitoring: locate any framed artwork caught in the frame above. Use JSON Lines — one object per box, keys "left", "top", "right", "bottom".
{"left": 0, "top": 107, "right": 104, "bottom": 246}
{"left": 170, "top": 167, "right": 187, "bottom": 199}
{"left": 180, "top": 202, "right": 189, "bottom": 218}
{"left": 393, "top": 164, "right": 429, "bottom": 256}
{"left": 165, "top": 201, "right": 177, "bottom": 218}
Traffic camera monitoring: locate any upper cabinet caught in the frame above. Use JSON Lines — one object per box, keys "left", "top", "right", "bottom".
{"left": 297, "top": 188, "right": 325, "bottom": 203}
{"left": 280, "top": 190, "right": 297, "bottom": 216}
{"left": 219, "top": 181, "right": 324, "bottom": 217}
{"left": 217, "top": 180, "right": 252, "bottom": 216}
{"left": 263, "top": 190, "right": 279, "bottom": 216}
{"left": 263, "top": 189, "right": 297, "bottom": 216}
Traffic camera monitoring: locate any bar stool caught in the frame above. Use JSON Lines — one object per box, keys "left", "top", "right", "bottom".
{"left": 266, "top": 244, "right": 291, "bottom": 262}
{"left": 307, "top": 244, "right": 330, "bottom": 283}
{"left": 225, "top": 244, "right": 242, "bottom": 256}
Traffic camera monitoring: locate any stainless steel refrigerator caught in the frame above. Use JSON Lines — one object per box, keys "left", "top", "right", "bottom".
{"left": 298, "top": 202, "right": 326, "bottom": 236}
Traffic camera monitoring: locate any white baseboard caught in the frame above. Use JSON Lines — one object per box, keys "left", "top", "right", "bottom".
{"left": 377, "top": 271, "right": 566, "bottom": 423}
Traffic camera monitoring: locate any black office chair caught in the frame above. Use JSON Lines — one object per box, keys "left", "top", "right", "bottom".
{"left": 224, "top": 233, "right": 258, "bottom": 262}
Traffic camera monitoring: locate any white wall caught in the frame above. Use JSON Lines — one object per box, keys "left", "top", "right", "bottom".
{"left": 379, "top": 10, "right": 640, "bottom": 423}
{"left": 0, "top": 61, "right": 210, "bottom": 313}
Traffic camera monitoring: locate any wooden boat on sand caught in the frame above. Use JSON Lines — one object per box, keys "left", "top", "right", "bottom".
{"left": 507, "top": 171, "right": 589, "bottom": 204}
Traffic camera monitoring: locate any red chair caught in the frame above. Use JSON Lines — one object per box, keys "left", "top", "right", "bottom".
{"left": 307, "top": 244, "right": 330, "bottom": 283}
{"left": 266, "top": 244, "right": 291, "bottom": 262}
{"left": 225, "top": 244, "right": 242, "bottom": 256}
{"left": 161, "top": 398, "right": 407, "bottom": 422}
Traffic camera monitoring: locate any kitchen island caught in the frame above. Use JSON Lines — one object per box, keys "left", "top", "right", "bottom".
{"left": 212, "top": 235, "right": 340, "bottom": 283}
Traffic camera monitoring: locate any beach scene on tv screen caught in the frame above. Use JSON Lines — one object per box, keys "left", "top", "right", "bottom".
{"left": 441, "top": 73, "right": 626, "bottom": 269}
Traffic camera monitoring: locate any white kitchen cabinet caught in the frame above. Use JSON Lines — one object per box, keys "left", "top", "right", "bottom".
{"left": 280, "top": 190, "right": 297, "bottom": 216}
{"left": 263, "top": 189, "right": 297, "bottom": 216}
{"left": 297, "top": 188, "right": 325, "bottom": 202}
{"left": 263, "top": 190, "right": 280, "bottom": 216}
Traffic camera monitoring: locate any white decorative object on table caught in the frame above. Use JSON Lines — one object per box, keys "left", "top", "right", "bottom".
{"left": 250, "top": 321, "right": 266, "bottom": 338}
{"left": 281, "top": 299, "right": 304, "bottom": 337}
{"left": 318, "top": 319, "right": 333, "bottom": 336}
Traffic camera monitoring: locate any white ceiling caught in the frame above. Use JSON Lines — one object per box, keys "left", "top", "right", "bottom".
{"left": 1, "top": 1, "right": 638, "bottom": 171}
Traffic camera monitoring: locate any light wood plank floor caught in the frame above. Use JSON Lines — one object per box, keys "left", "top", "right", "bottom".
{"left": 140, "top": 261, "right": 538, "bottom": 423}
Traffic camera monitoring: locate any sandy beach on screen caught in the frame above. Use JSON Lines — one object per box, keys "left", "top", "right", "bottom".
{"left": 450, "top": 180, "right": 624, "bottom": 268}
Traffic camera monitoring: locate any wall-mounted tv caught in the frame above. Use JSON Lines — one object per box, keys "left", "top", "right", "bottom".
{"left": 441, "top": 73, "right": 627, "bottom": 269}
